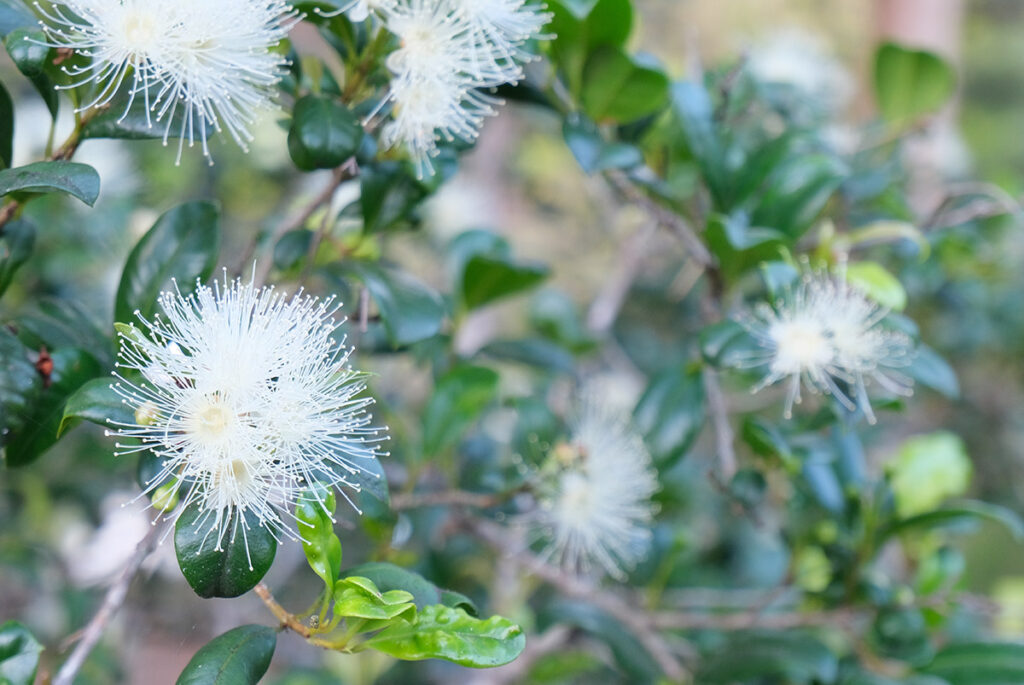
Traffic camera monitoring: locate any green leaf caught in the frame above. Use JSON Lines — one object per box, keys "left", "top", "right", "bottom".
{"left": 0, "top": 329, "right": 37, "bottom": 450}
{"left": 671, "top": 81, "right": 726, "bottom": 200}
{"left": 345, "top": 262, "right": 445, "bottom": 346}
{"left": 0, "top": 80, "right": 12, "bottom": 168}
{"left": 421, "top": 365, "right": 499, "bottom": 456}
{"left": 749, "top": 154, "right": 847, "bottom": 240}
{"left": 698, "top": 631, "right": 838, "bottom": 684}
{"left": 0, "top": 621, "right": 42, "bottom": 685}
{"left": 845, "top": 261, "right": 907, "bottom": 311}
{"left": 362, "top": 605, "right": 524, "bottom": 668}
{"left": 907, "top": 345, "right": 959, "bottom": 398}
{"left": 58, "top": 376, "right": 133, "bottom": 437}
{"left": 342, "top": 562, "right": 443, "bottom": 609}
{"left": 288, "top": 95, "right": 362, "bottom": 171}
{"left": 0, "top": 217, "right": 34, "bottom": 298}
{"left": 440, "top": 589, "right": 478, "bottom": 617}
{"left": 874, "top": 42, "right": 956, "bottom": 129}
{"left": 4, "top": 29, "right": 58, "bottom": 118}
{"left": 115, "top": 201, "right": 220, "bottom": 323}
{"left": 81, "top": 95, "right": 214, "bottom": 141}
{"left": 461, "top": 254, "right": 549, "bottom": 310}
{"left": 3, "top": 346, "right": 102, "bottom": 467}
{"left": 176, "top": 625, "right": 276, "bottom": 685}
{"left": 296, "top": 484, "right": 343, "bottom": 598}
{"left": 333, "top": 576, "right": 416, "bottom": 621}
{"left": 633, "top": 366, "right": 705, "bottom": 467}
{"left": 480, "top": 338, "right": 575, "bottom": 374}
{"left": 174, "top": 501, "right": 278, "bottom": 598}
{"left": 563, "top": 112, "right": 643, "bottom": 174}
{"left": 887, "top": 431, "right": 971, "bottom": 518}
{"left": 881, "top": 500, "right": 1024, "bottom": 543}
{"left": 548, "top": 0, "right": 632, "bottom": 94}
{"left": 0, "top": 161, "right": 100, "bottom": 206}
{"left": 360, "top": 161, "right": 427, "bottom": 232}
{"left": 581, "top": 46, "right": 670, "bottom": 123}
{"left": 920, "top": 642, "right": 1024, "bottom": 684}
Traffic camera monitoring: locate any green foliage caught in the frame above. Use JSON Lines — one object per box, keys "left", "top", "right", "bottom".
{"left": 697, "top": 631, "right": 838, "bottom": 684}
{"left": 114, "top": 201, "right": 221, "bottom": 323}
{"left": 176, "top": 625, "right": 276, "bottom": 685}
{"left": 874, "top": 42, "right": 957, "bottom": 129}
{"left": 361, "top": 605, "right": 525, "bottom": 667}
{"left": 0, "top": 80, "right": 11, "bottom": 169}
{"left": 4, "top": 29, "right": 57, "bottom": 118}
{"left": 421, "top": 365, "right": 499, "bottom": 457}
{"left": 288, "top": 95, "right": 362, "bottom": 170}
{"left": 0, "top": 218, "right": 33, "bottom": 297}
{"left": 0, "top": 161, "right": 100, "bottom": 206}
{"left": 174, "top": 502, "right": 278, "bottom": 598}
{"left": 297, "top": 484, "right": 344, "bottom": 600}
{"left": 580, "top": 47, "right": 669, "bottom": 122}
{"left": 920, "top": 642, "right": 1024, "bottom": 684}
{"left": 0, "top": 621, "right": 42, "bottom": 685}
{"left": 58, "top": 376, "right": 132, "bottom": 437}
{"left": 633, "top": 366, "right": 705, "bottom": 467}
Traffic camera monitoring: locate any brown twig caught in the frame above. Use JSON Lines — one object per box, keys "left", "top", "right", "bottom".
{"left": 650, "top": 606, "right": 863, "bottom": 631}
{"left": 391, "top": 489, "right": 506, "bottom": 511}
{"left": 53, "top": 522, "right": 163, "bottom": 685}
{"left": 604, "top": 170, "right": 714, "bottom": 269}
{"left": 255, "top": 582, "right": 313, "bottom": 638}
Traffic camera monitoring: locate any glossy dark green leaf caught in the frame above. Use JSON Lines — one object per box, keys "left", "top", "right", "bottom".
{"left": 633, "top": 366, "right": 705, "bottom": 467}
{"left": 563, "top": 112, "right": 643, "bottom": 173}
{"left": 0, "top": 80, "right": 12, "bottom": 168}
{"left": 15, "top": 297, "right": 112, "bottom": 366}
{"left": 343, "top": 562, "right": 442, "bottom": 609}
{"left": 698, "top": 631, "right": 838, "bottom": 684}
{"left": 4, "top": 29, "right": 58, "bottom": 118}
{"left": 0, "top": 328, "right": 36, "bottom": 449}
{"left": 581, "top": 46, "right": 670, "bottom": 123}
{"left": 0, "top": 621, "right": 42, "bottom": 685}
{"left": 0, "top": 2, "right": 34, "bottom": 39}
{"left": 548, "top": 0, "right": 632, "bottom": 94}
{"left": 0, "top": 217, "right": 34, "bottom": 297}
{"left": 345, "top": 262, "right": 445, "bottom": 346}
{"left": 907, "top": 345, "right": 959, "bottom": 399}
{"left": 461, "top": 254, "right": 549, "bottom": 310}
{"left": 881, "top": 500, "right": 1024, "bottom": 543}
{"left": 296, "top": 484, "right": 343, "bottom": 597}
{"left": 58, "top": 376, "right": 132, "bottom": 437}
{"left": 176, "top": 625, "right": 276, "bottom": 685}
{"left": 3, "top": 346, "right": 102, "bottom": 467}
{"left": 288, "top": 95, "right": 362, "bottom": 170}
{"left": 874, "top": 42, "right": 956, "bottom": 129}
{"left": 81, "top": 95, "right": 214, "bottom": 141}
{"left": 174, "top": 501, "right": 278, "bottom": 598}
{"left": 360, "top": 161, "right": 427, "bottom": 232}
{"left": 750, "top": 154, "right": 847, "bottom": 240}
{"left": 363, "top": 605, "right": 525, "bottom": 668}
{"left": 421, "top": 365, "right": 499, "bottom": 456}
{"left": 920, "top": 642, "right": 1024, "bottom": 684}
{"left": 671, "top": 80, "right": 726, "bottom": 200}
{"left": 0, "top": 161, "right": 100, "bottom": 206}
{"left": 480, "top": 338, "right": 575, "bottom": 374}
{"left": 115, "top": 201, "right": 220, "bottom": 323}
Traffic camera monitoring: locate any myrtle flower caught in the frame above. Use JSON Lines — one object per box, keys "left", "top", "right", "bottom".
{"left": 743, "top": 268, "right": 914, "bottom": 423}
{"left": 35, "top": 0, "right": 296, "bottom": 162}
{"left": 378, "top": 0, "right": 549, "bottom": 176}
{"left": 315, "top": 0, "right": 394, "bottom": 22}
{"left": 109, "top": 275, "right": 386, "bottom": 564}
{"left": 532, "top": 398, "right": 658, "bottom": 580}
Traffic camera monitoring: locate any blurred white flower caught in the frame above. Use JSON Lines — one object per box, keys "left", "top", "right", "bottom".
{"left": 36, "top": 0, "right": 296, "bottom": 162}
{"left": 743, "top": 268, "right": 914, "bottom": 423}
{"left": 747, "top": 28, "right": 853, "bottom": 112}
{"left": 533, "top": 397, "right": 658, "bottom": 579}
{"left": 110, "top": 275, "right": 386, "bottom": 562}
{"left": 379, "top": 0, "right": 548, "bottom": 176}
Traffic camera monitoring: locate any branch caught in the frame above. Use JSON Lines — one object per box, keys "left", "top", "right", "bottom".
{"left": 468, "top": 519, "right": 691, "bottom": 682}
{"left": 53, "top": 522, "right": 162, "bottom": 685}
{"left": 391, "top": 490, "right": 505, "bottom": 511}
{"left": 586, "top": 222, "right": 659, "bottom": 334}
{"left": 254, "top": 583, "right": 313, "bottom": 638}
{"left": 702, "top": 367, "right": 738, "bottom": 481}
{"left": 604, "top": 169, "right": 714, "bottom": 269}
{"left": 651, "top": 607, "right": 863, "bottom": 631}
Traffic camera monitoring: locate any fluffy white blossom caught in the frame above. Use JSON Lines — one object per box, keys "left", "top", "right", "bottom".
{"left": 35, "top": 0, "right": 296, "bottom": 162}
{"left": 378, "top": 0, "right": 549, "bottom": 176}
{"left": 109, "top": 275, "right": 386, "bottom": 562}
{"left": 532, "top": 398, "right": 658, "bottom": 579}
{"left": 743, "top": 268, "right": 914, "bottom": 423}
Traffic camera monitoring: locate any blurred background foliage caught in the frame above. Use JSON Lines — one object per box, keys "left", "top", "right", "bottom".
{"left": 4, "top": 0, "right": 1024, "bottom": 683}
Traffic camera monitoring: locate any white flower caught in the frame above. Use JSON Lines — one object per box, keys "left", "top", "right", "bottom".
{"left": 377, "top": 0, "right": 548, "bottom": 176}
{"left": 35, "top": 0, "right": 296, "bottom": 162}
{"left": 109, "top": 275, "right": 386, "bottom": 562}
{"left": 743, "top": 268, "right": 914, "bottom": 423}
{"left": 314, "top": 0, "right": 394, "bottom": 22}
{"left": 532, "top": 398, "right": 658, "bottom": 579}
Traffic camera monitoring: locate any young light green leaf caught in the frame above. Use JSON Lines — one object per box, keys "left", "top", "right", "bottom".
{"left": 362, "top": 605, "right": 525, "bottom": 668}
{"left": 874, "top": 42, "right": 957, "bottom": 129}
{"left": 296, "top": 485, "right": 343, "bottom": 598}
